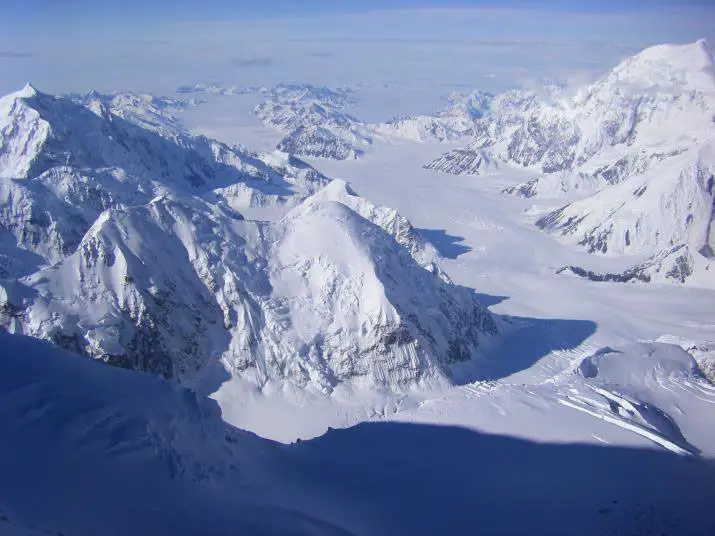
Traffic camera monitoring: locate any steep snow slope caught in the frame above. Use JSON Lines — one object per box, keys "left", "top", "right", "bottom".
{"left": 2, "top": 176, "right": 498, "bottom": 390}
{"left": 4, "top": 332, "right": 715, "bottom": 536}
{"left": 11, "top": 196, "right": 237, "bottom": 380}
{"left": 0, "top": 331, "right": 352, "bottom": 536}
{"left": 307, "top": 179, "right": 446, "bottom": 278}
{"left": 265, "top": 191, "right": 497, "bottom": 390}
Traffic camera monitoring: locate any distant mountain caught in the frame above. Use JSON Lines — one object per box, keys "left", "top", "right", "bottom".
{"left": 428, "top": 40, "right": 715, "bottom": 186}
{"left": 67, "top": 90, "right": 202, "bottom": 136}
{"left": 176, "top": 82, "right": 265, "bottom": 96}
{"left": 254, "top": 84, "right": 373, "bottom": 160}
{"left": 424, "top": 40, "right": 715, "bottom": 285}
{"left": 377, "top": 90, "right": 494, "bottom": 142}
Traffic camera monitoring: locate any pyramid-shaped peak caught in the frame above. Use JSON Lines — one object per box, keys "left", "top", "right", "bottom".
{"left": 11, "top": 83, "right": 39, "bottom": 99}
{"left": 84, "top": 89, "right": 103, "bottom": 100}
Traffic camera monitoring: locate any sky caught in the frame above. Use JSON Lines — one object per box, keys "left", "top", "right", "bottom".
{"left": 0, "top": 1, "right": 713, "bottom": 114}
{"left": 2, "top": 0, "right": 714, "bottom": 36}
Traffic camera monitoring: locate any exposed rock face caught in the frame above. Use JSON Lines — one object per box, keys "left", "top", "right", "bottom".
{"left": 557, "top": 244, "right": 714, "bottom": 287}
{"left": 277, "top": 126, "right": 363, "bottom": 160}
{"left": 254, "top": 84, "right": 373, "bottom": 160}
{"left": 424, "top": 145, "right": 498, "bottom": 175}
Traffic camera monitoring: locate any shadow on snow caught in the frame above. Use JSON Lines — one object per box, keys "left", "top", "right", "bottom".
{"left": 416, "top": 227, "right": 472, "bottom": 259}
{"left": 1, "top": 333, "right": 714, "bottom": 536}
{"left": 282, "top": 421, "right": 715, "bottom": 536}
{"left": 455, "top": 314, "right": 597, "bottom": 383}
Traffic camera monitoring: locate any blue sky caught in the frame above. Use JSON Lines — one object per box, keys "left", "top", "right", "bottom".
{"left": 2, "top": 0, "right": 712, "bottom": 42}
{"left": 0, "top": 0, "right": 712, "bottom": 99}
{"left": 3, "top": 1, "right": 714, "bottom": 29}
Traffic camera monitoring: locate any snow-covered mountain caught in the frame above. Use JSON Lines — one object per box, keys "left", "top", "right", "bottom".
{"left": 422, "top": 40, "right": 715, "bottom": 285}
{"left": 254, "top": 84, "right": 373, "bottom": 160}
{"left": 67, "top": 90, "right": 202, "bottom": 137}
{"left": 377, "top": 90, "right": 494, "bottom": 143}
{"left": 0, "top": 85, "right": 498, "bottom": 390}
{"left": 534, "top": 41, "right": 715, "bottom": 285}
{"left": 0, "top": 85, "right": 328, "bottom": 276}
{"left": 538, "top": 136, "right": 715, "bottom": 285}
{"left": 2, "top": 179, "right": 497, "bottom": 390}
{"left": 176, "top": 82, "right": 265, "bottom": 96}
{"left": 537, "top": 144, "right": 714, "bottom": 256}
{"left": 427, "top": 40, "right": 715, "bottom": 186}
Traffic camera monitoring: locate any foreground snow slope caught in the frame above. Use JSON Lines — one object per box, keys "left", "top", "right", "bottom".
{"left": 2, "top": 331, "right": 715, "bottom": 536}
{"left": 0, "top": 331, "right": 353, "bottom": 536}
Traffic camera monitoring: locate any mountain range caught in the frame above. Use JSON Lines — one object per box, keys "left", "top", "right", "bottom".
{"left": 0, "top": 85, "right": 498, "bottom": 390}
{"left": 422, "top": 40, "right": 715, "bottom": 286}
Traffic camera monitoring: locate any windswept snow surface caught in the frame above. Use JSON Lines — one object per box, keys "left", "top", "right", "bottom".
{"left": 2, "top": 332, "right": 715, "bottom": 536}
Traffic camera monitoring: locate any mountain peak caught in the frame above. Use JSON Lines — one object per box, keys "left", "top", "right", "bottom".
{"left": 608, "top": 39, "right": 715, "bottom": 93}
{"left": 17, "top": 83, "right": 39, "bottom": 98}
